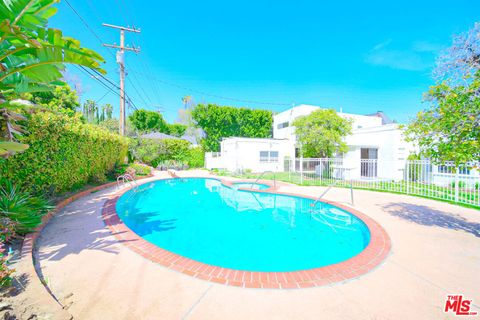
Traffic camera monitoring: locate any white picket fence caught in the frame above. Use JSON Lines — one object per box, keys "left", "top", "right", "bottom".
{"left": 243, "top": 158, "right": 480, "bottom": 207}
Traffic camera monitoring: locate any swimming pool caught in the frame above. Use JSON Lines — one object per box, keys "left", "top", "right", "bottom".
{"left": 115, "top": 178, "right": 370, "bottom": 272}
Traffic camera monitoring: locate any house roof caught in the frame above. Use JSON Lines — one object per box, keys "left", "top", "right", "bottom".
{"left": 365, "top": 111, "right": 395, "bottom": 125}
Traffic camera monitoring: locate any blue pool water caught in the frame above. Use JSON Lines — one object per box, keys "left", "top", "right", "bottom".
{"left": 116, "top": 178, "right": 370, "bottom": 272}
{"left": 232, "top": 182, "right": 270, "bottom": 190}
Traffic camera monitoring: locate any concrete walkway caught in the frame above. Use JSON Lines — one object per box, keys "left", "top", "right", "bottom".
{"left": 35, "top": 171, "right": 480, "bottom": 320}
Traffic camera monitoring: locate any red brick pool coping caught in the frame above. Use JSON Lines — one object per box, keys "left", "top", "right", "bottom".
{"left": 102, "top": 177, "right": 391, "bottom": 289}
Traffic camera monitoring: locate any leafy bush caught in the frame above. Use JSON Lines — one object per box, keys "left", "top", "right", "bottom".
{"left": 131, "top": 138, "right": 205, "bottom": 168}
{"left": 127, "top": 163, "right": 152, "bottom": 176}
{"left": 0, "top": 112, "right": 128, "bottom": 195}
{"left": 0, "top": 181, "right": 52, "bottom": 235}
{"left": 187, "top": 146, "right": 205, "bottom": 168}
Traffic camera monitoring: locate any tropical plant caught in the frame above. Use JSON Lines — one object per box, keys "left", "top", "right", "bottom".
{"left": 82, "top": 99, "right": 98, "bottom": 124}
{"left": 293, "top": 109, "right": 352, "bottom": 158}
{"left": 182, "top": 95, "right": 194, "bottom": 109}
{"left": 102, "top": 103, "right": 113, "bottom": 120}
{"left": 0, "top": 0, "right": 106, "bottom": 156}
{"left": 0, "top": 180, "right": 52, "bottom": 235}
{"left": 191, "top": 104, "right": 273, "bottom": 151}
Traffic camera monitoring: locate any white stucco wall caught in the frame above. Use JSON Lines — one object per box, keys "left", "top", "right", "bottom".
{"left": 343, "top": 124, "right": 416, "bottom": 180}
{"left": 205, "top": 137, "right": 294, "bottom": 172}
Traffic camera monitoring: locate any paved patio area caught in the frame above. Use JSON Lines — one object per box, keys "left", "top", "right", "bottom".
{"left": 35, "top": 170, "right": 480, "bottom": 320}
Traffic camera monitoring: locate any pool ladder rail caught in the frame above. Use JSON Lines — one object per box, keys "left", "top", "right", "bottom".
{"left": 310, "top": 180, "right": 354, "bottom": 210}
{"left": 252, "top": 171, "right": 276, "bottom": 189}
{"left": 116, "top": 173, "right": 147, "bottom": 194}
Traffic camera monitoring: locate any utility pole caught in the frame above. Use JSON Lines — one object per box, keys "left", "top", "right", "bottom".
{"left": 102, "top": 23, "right": 140, "bottom": 136}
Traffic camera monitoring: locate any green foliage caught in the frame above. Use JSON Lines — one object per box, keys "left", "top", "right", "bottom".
{"left": 191, "top": 104, "right": 273, "bottom": 152}
{"left": 24, "top": 85, "right": 79, "bottom": 116}
{"left": 129, "top": 109, "right": 168, "bottom": 133}
{"left": 293, "top": 109, "right": 352, "bottom": 158}
{"left": 127, "top": 163, "right": 152, "bottom": 176}
{"left": 0, "top": 111, "right": 128, "bottom": 195}
{"left": 131, "top": 138, "right": 191, "bottom": 167}
{"left": 405, "top": 76, "right": 480, "bottom": 165}
{"left": 98, "top": 118, "right": 119, "bottom": 133}
{"left": 0, "top": 0, "right": 105, "bottom": 95}
{"left": 167, "top": 123, "right": 187, "bottom": 137}
{"left": 0, "top": 0, "right": 105, "bottom": 158}
{"left": 187, "top": 146, "right": 205, "bottom": 168}
{"left": 131, "top": 138, "right": 204, "bottom": 168}
{"left": 0, "top": 180, "right": 52, "bottom": 235}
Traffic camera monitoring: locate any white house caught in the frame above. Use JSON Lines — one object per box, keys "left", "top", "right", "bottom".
{"left": 205, "top": 104, "right": 417, "bottom": 179}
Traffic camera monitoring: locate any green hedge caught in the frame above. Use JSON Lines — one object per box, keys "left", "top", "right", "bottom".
{"left": 131, "top": 138, "right": 204, "bottom": 168}
{"left": 0, "top": 112, "right": 128, "bottom": 195}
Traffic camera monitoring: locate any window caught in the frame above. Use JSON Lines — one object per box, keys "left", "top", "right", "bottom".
{"left": 260, "top": 151, "right": 279, "bottom": 163}
{"left": 277, "top": 122, "right": 289, "bottom": 129}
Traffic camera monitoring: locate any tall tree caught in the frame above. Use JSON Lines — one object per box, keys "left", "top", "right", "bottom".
{"left": 293, "top": 109, "right": 352, "bottom": 158}
{"left": 82, "top": 100, "right": 98, "bottom": 124}
{"left": 102, "top": 103, "right": 113, "bottom": 119}
{"left": 406, "top": 23, "right": 480, "bottom": 165}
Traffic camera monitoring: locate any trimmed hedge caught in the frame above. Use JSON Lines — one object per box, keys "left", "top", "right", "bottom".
{"left": 0, "top": 112, "right": 128, "bottom": 195}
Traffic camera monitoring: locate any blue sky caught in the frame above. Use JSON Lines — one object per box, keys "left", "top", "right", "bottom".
{"left": 50, "top": 0, "right": 479, "bottom": 123}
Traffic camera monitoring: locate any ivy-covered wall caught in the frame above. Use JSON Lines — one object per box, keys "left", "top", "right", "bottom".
{"left": 0, "top": 112, "right": 128, "bottom": 195}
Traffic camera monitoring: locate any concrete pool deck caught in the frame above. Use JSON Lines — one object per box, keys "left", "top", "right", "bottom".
{"left": 33, "top": 170, "right": 479, "bottom": 319}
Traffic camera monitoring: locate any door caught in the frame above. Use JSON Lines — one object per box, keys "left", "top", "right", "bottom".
{"left": 361, "top": 148, "right": 378, "bottom": 177}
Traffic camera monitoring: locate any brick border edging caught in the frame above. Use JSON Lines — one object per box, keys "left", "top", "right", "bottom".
{"left": 102, "top": 176, "right": 391, "bottom": 289}
{"left": 20, "top": 175, "right": 153, "bottom": 317}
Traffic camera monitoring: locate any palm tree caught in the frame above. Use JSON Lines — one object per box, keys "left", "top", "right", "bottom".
{"left": 83, "top": 100, "right": 97, "bottom": 123}
{"left": 103, "top": 103, "right": 113, "bottom": 119}
{"left": 182, "top": 96, "right": 193, "bottom": 109}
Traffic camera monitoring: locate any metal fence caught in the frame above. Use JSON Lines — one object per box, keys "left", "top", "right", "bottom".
{"left": 235, "top": 158, "right": 480, "bottom": 208}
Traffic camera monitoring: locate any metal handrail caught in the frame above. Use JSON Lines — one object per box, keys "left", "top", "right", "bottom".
{"left": 116, "top": 173, "right": 138, "bottom": 189}
{"left": 252, "top": 171, "right": 276, "bottom": 188}
{"left": 311, "top": 179, "right": 354, "bottom": 208}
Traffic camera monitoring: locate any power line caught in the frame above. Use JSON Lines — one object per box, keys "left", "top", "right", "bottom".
{"left": 63, "top": 1, "right": 146, "bottom": 118}
{"left": 95, "top": 89, "right": 112, "bottom": 104}
{"left": 129, "top": 70, "right": 291, "bottom": 106}
{"left": 74, "top": 65, "right": 138, "bottom": 111}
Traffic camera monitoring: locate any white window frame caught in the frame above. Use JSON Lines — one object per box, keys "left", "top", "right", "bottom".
{"left": 260, "top": 151, "right": 279, "bottom": 163}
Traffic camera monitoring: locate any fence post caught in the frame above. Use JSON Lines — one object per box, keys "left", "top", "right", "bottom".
{"left": 300, "top": 155, "right": 304, "bottom": 185}
{"left": 406, "top": 162, "right": 410, "bottom": 195}
{"left": 454, "top": 168, "right": 459, "bottom": 203}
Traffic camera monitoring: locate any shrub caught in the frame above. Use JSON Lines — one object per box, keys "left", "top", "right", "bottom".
{"left": 0, "top": 181, "right": 53, "bottom": 235}
{"left": 127, "top": 163, "right": 152, "bottom": 176}
{"left": 187, "top": 146, "right": 205, "bottom": 168}
{"left": 131, "top": 138, "right": 205, "bottom": 169}
{"left": 0, "top": 112, "right": 128, "bottom": 195}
